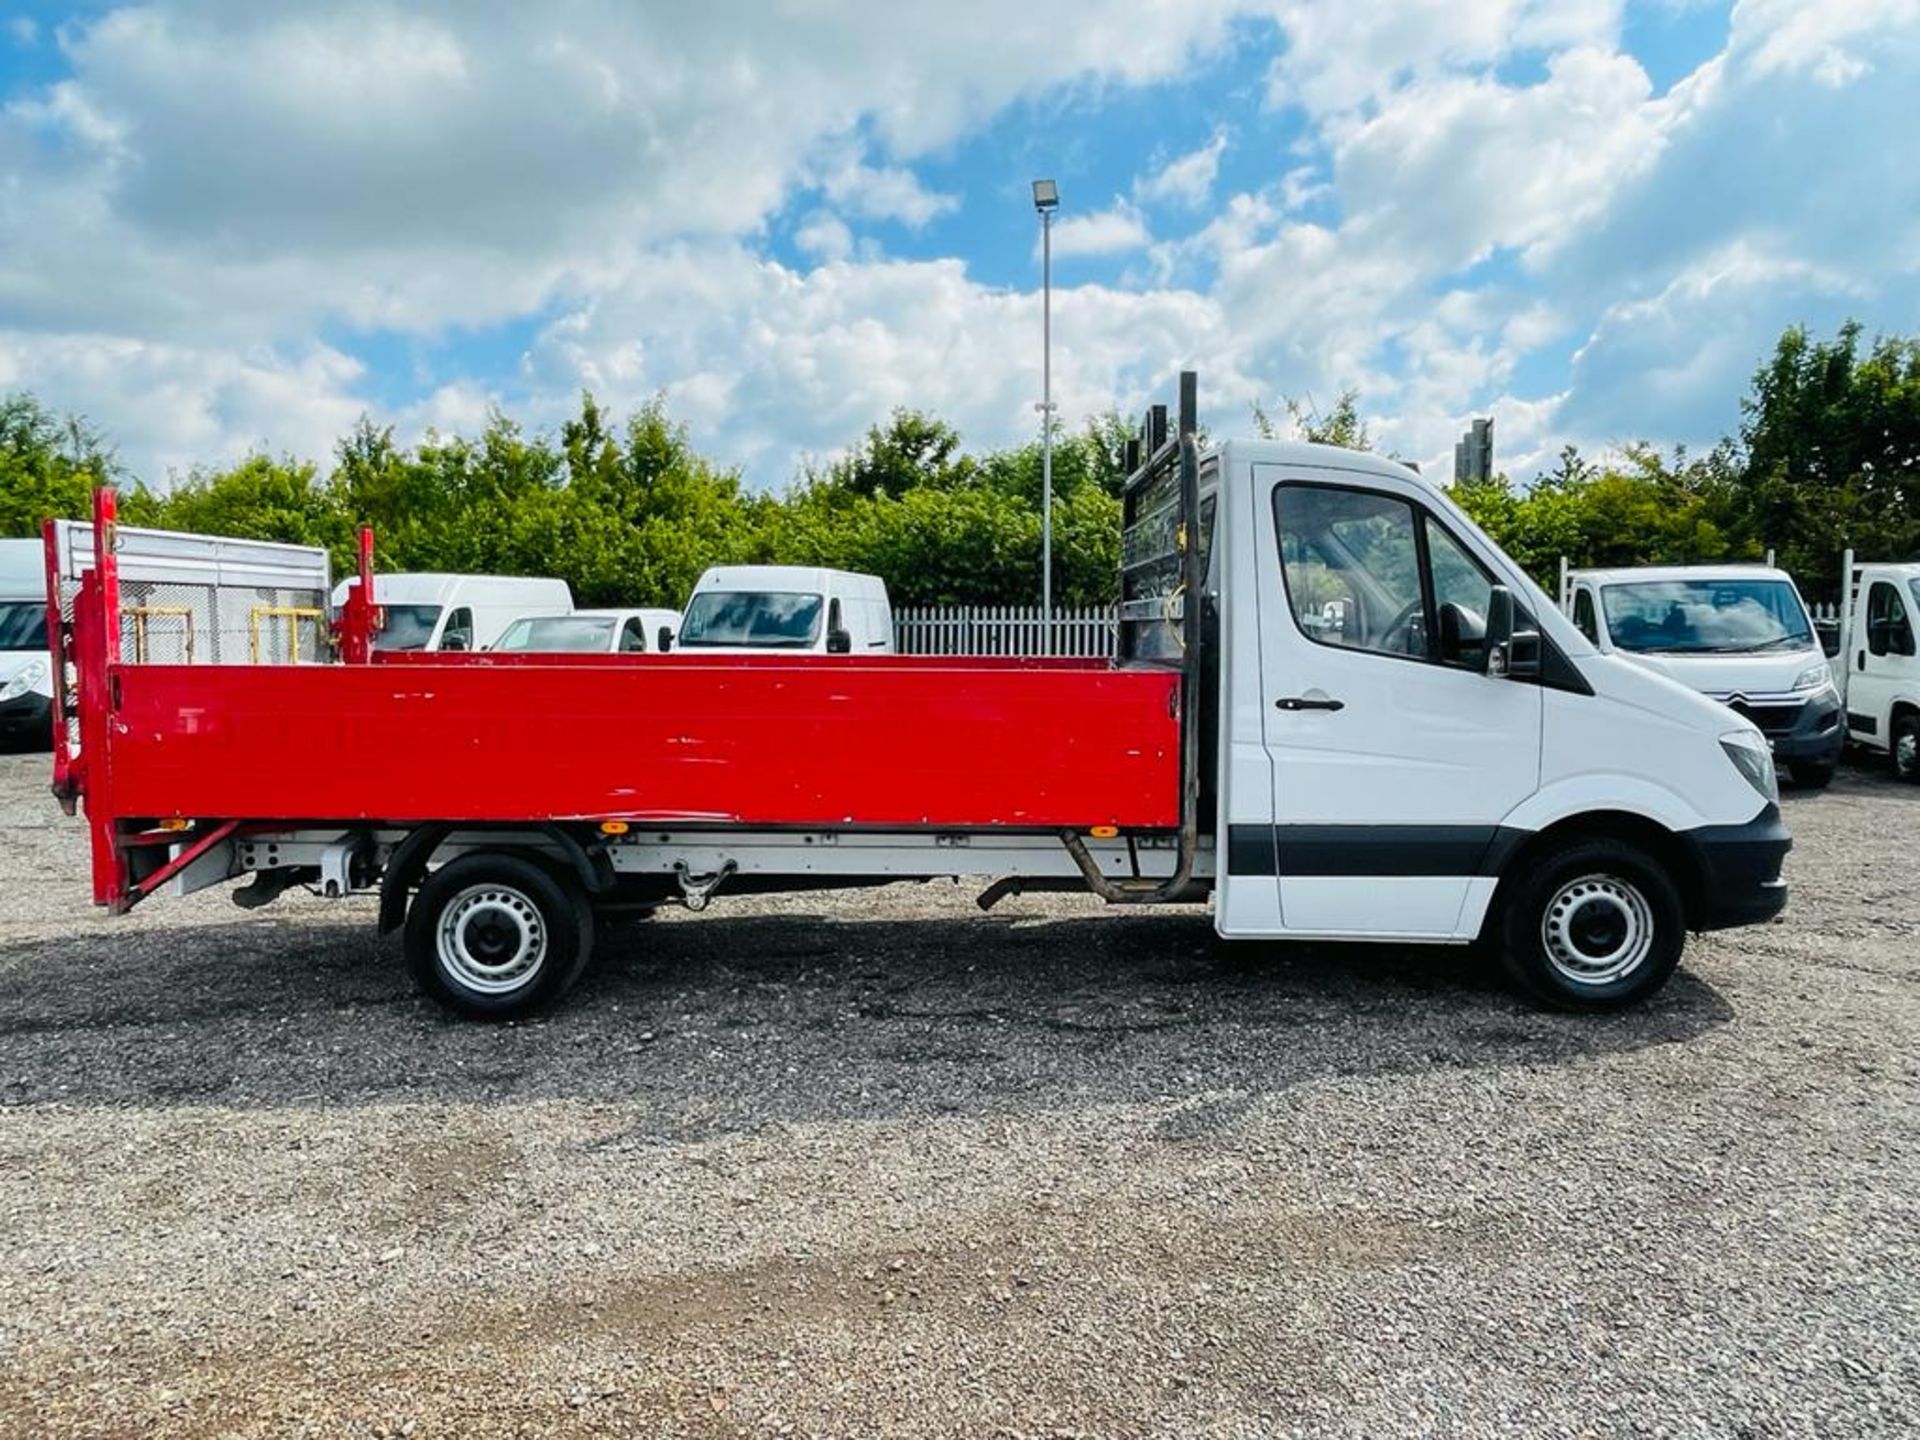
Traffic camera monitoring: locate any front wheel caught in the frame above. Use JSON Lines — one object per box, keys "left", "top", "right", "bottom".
{"left": 1894, "top": 715, "right": 1920, "bottom": 783}
{"left": 1499, "top": 839, "right": 1685, "bottom": 1011}
{"left": 404, "top": 853, "right": 594, "bottom": 1020}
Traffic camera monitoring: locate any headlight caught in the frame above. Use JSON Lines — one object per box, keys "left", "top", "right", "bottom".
{"left": 1720, "top": 729, "right": 1779, "bottom": 804}
{"left": 1792, "top": 662, "right": 1834, "bottom": 692}
{"left": 0, "top": 658, "right": 49, "bottom": 702}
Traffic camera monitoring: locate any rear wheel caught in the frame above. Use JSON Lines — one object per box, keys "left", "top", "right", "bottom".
{"left": 1894, "top": 715, "right": 1920, "bottom": 783}
{"left": 1499, "top": 839, "right": 1685, "bottom": 1011}
{"left": 404, "top": 853, "right": 593, "bottom": 1020}
{"left": 1788, "top": 760, "right": 1834, "bottom": 790}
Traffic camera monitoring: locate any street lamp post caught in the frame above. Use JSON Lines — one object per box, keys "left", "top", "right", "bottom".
{"left": 1031, "top": 179, "right": 1059, "bottom": 654}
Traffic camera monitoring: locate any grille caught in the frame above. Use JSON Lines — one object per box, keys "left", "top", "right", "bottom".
{"left": 1725, "top": 700, "right": 1801, "bottom": 736}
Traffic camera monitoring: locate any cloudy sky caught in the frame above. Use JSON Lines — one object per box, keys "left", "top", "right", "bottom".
{"left": 2, "top": 0, "right": 1917, "bottom": 490}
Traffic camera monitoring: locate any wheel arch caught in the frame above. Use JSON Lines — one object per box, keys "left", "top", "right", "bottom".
{"left": 377, "top": 822, "right": 613, "bottom": 934}
{"left": 1480, "top": 808, "right": 1706, "bottom": 940}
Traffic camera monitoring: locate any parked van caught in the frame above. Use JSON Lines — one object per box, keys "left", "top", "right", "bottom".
{"left": 492, "top": 608, "right": 680, "bottom": 655}
{"left": 1562, "top": 565, "right": 1841, "bottom": 787}
{"left": 678, "top": 566, "right": 893, "bottom": 654}
{"left": 0, "top": 538, "right": 53, "bottom": 750}
{"left": 1832, "top": 554, "right": 1920, "bottom": 781}
{"left": 329, "top": 574, "right": 573, "bottom": 652}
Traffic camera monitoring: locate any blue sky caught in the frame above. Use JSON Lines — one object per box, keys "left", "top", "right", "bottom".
{"left": 2, "top": 1, "right": 1917, "bottom": 489}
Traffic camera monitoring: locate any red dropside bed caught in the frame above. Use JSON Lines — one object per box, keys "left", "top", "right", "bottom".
{"left": 96, "top": 652, "right": 1181, "bottom": 830}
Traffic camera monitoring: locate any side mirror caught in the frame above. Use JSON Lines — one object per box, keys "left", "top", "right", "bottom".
{"left": 657, "top": 626, "right": 674, "bottom": 653}
{"left": 1482, "top": 586, "right": 1541, "bottom": 679}
{"left": 826, "top": 627, "right": 853, "bottom": 655}
{"left": 441, "top": 634, "right": 469, "bottom": 653}
{"left": 1484, "top": 586, "right": 1513, "bottom": 675}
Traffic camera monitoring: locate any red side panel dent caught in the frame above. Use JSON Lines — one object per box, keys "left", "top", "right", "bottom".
{"left": 99, "top": 657, "right": 1181, "bottom": 830}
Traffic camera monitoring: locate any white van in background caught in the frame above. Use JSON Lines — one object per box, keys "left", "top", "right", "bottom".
{"left": 0, "top": 538, "right": 54, "bottom": 750}
{"left": 1563, "top": 565, "right": 1843, "bottom": 787}
{"left": 678, "top": 566, "right": 894, "bottom": 654}
{"left": 492, "top": 608, "right": 681, "bottom": 655}
{"left": 1832, "top": 554, "right": 1920, "bottom": 781}
{"left": 330, "top": 574, "right": 573, "bottom": 652}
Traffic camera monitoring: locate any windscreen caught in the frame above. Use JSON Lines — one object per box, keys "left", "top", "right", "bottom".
{"left": 374, "top": 604, "right": 443, "bottom": 652}
{"left": 0, "top": 601, "right": 47, "bottom": 651}
{"left": 494, "top": 617, "right": 616, "bottom": 653}
{"left": 678, "top": 591, "right": 823, "bottom": 648}
{"left": 1600, "top": 579, "right": 1813, "bottom": 654}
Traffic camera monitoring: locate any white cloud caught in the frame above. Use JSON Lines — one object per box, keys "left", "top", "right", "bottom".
{"left": 1047, "top": 201, "right": 1152, "bottom": 259}
{"left": 0, "top": 331, "right": 368, "bottom": 484}
{"left": 1263, "top": 0, "right": 1625, "bottom": 120}
{"left": 523, "top": 245, "right": 1253, "bottom": 482}
{"left": 1736, "top": 0, "right": 1920, "bottom": 83}
{"left": 814, "top": 152, "right": 959, "bottom": 227}
{"left": 1, "top": 0, "right": 1917, "bottom": 497}
{"left": 1135, "top": 132, "right": 1227, "bottom": 208}
{"left": 794, "top": 213, "right": 855, "bottom": 263}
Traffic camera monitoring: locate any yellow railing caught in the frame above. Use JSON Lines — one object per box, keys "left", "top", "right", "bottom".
{"left": 248, "top": 606, "right": 325, "bottom": 664}
{"left": 124, "top": 605, "right": 196, "bottom": 664}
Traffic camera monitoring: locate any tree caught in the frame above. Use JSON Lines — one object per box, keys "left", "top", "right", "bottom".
{"left": 1252, "top": 390, "right": 1370, "bottom": 450}
{"left": 1723, "top": 321, "right": 1920, "bottom": 589}
{"left": 0, "top": 394, "right": 120, "bottom": 536}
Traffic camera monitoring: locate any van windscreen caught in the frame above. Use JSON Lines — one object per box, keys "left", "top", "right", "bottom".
{"left": 494, "top": 617, "right": 616, "bottom": 653}
{"left": 679, "top": 592, "right": 823, "bottom": 648}
{"left": 374, "top": 604, "right": 443, "bottom": 651}
{"left": 1600, "top": 579, "right": 1813, "bottom": 655}
{"left": 0, "top": 601, "right": 47, "bottom": 651}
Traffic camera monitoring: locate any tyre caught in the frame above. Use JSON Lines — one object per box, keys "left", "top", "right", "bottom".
{"left": 404, "top": 852, "right": 594, "bottom": 1020}
{"left": 1499, "top": 839, "right": 1685, "bottom": 1012}
{"left": 1788, "top": 760, "right": 1834, "bottom": 790}
{"left": 1895, "top": 715, "right": 1920, "bottom": 784}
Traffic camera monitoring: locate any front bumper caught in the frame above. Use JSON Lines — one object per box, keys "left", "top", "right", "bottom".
{"left": 1685, "top": 802, "right": 1791, "bottom": 931}
{"left": 1766, "top": 692, "right": 1845, "bottom": 766}
{"left": 1715, "top": 689, "right": 1844, "bottom": 766}
{"left": 0, "top": 691, "right": 53, "bottom": 749}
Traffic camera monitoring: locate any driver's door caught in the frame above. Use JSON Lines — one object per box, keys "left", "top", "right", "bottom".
{"left": 1255, "top": 468, "right": 1542, "bottom": 938}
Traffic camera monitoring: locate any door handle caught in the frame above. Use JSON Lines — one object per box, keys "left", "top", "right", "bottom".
{"left": 1275, "top": 695, "right": 1345, "bottom": 712}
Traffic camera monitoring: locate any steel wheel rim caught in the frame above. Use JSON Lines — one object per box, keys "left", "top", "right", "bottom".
{"left": 1541, "top": 873, "right": 1654, "bottom": 986}
{"left": 1899, "top": 729, "right": 1918, "bottom": 776}
{"left": 437, "top": 884, "right": 547, "bottom": 994}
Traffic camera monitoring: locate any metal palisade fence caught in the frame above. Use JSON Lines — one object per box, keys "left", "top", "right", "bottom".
{"left": 893, "top": 604, "right": 1118, "bottom": 658}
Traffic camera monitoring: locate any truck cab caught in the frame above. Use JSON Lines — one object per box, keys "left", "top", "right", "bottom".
{"left": 1199, "top": 444, "right": 1788, "bottom": 1001}
{"left": 1559, "top": 565, "right": 1842, "bottom": 787}
{"left": 1835, "top": 558, "right": 1920, "bottom": 781}
{"left": 677, "top": 565, "right": 894, "bottom": 655}
{"left": 329, "top": 573, "right": 574, "bottom": 653}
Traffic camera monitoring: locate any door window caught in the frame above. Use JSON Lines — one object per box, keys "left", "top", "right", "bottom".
{"left": 1867, "top": 582, "right": 1915, "bottom": 657}
{"left": 1572, "top": 588, "right": 1599, "bottom": 643}
{"left": 1274, "top": 486, "right": 1424, "bottom": 658}
{"left": 1273, "top": 484, "right": 1493, "bottom": 666}
{"left": 440, "top": 607, "right": 474, "bottom": 651}
{"left": 619, "top": 619, "right": 648, "bottom": 653}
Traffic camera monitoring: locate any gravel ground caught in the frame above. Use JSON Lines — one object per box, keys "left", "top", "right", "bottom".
{"left": 1, "top": 750, "right": 1916, "bottom": 1438}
